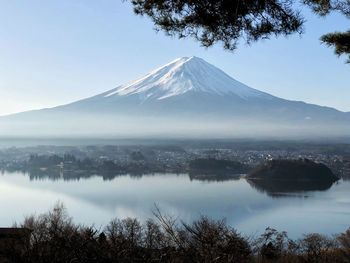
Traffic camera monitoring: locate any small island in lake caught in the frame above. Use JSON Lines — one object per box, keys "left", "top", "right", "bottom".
{"left": 247, "top": 159, "right": 339, "bottom": 182}
{"left": 246, "top": 159, "right": 339, "bottom": 196}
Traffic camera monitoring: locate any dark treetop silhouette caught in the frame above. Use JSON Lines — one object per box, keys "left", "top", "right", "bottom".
{"left": 130, "top": 0, "right": 350, "bottom": 62}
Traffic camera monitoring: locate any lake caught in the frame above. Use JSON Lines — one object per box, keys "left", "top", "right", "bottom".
{"left": 0, "top": 171, "right": 349, "bottom": 238}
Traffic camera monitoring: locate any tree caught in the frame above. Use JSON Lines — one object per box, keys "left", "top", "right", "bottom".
{"left": 130, "top": 0, "right": 350, "bottom": 62}
{"left": 304, "top": 0, "right": 350, "bottom": 63}
{"left": 338, "top": 228, "right": 350, "bottom": 262}
{"left": 321, "top": 31, "right": 350, "bottom": 63}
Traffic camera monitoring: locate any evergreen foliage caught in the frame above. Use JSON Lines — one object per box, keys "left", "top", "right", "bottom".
{"left": 321, "top": 30, "right": 350, "bottom": 63}
{"left": 130, "top": 0, "right": 350, "bottom": 62}
{"left": 131, "top": 0, "right": 304, "bottom": 50}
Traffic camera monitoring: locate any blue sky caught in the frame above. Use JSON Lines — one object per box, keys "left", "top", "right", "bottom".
{"left": 0, "top": 0, "right": 348, "bottom": 116}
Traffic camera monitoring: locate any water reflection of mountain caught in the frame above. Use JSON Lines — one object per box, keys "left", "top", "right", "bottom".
{"left": 245, "top": 159, "right": 339, "bottom": 197}
{"left": 25, "top": 169, "right": 148, "bottom": 182}
{"left": 2, "top": 168, "right": 340, "bottom": 198}
{"left": 9, "top": 168, "right": 244, "bottom": 183}
{"left": 188, "top": 172, "right": 242, "bottom": 182}
{"left": 342, "top": 173, "right": 350, "bottom": 180}
{"left": 246, "top": 178, "right": 336, "bottom": 198}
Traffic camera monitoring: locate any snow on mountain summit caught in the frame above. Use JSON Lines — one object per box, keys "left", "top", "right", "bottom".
{"left": 2, "top": 56, "right": 349, "bottom": 138}
{"left": 104, "top": 56, "right": 272, "bottom": 101}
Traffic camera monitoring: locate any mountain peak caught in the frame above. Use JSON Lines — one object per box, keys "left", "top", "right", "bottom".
{"left": 2, "top": 57, "right": 349, "bottom": 138}
{"left": 103, "top": 56, "right": 272, "bottom": 101}
{"left": 171, "top": 56, "right": 201, "bottom": 63}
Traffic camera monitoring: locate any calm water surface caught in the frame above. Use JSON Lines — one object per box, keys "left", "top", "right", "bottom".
{"left": 0, "top": 171, "right": 349, "bottom": 238}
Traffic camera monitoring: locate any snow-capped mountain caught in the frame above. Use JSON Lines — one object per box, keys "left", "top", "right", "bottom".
{"left": 1, "top": 56, "right": 349, "bottom": 138}
{"left": 103, "top": 56, "right": 272, "bottom": 100}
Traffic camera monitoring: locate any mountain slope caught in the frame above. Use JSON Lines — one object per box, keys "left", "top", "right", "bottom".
{"left": 1, "top": 56, "right": 349, "bottom": 138}
{"left": 102, "top": 56, "right": 273, "bottom": 100}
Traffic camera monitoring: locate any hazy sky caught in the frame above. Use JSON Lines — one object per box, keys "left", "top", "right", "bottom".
{"left": 0, "top": 0, "right": 349, "bottom": 116}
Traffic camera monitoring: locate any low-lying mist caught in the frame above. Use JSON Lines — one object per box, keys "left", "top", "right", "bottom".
{"left": 1, "top": 111, "right": 349, "bottom": 140}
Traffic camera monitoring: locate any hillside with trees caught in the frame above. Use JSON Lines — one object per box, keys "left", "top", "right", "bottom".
{"left": 247, "top": 159, "right": 339, "bottom": 182}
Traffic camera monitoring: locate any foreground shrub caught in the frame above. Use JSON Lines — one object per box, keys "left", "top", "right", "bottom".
{"left": 338, "top": 229, "right": 350, "bottom": 263}
{"left": 5, "top": 203, "right": 350, "bottom": 263}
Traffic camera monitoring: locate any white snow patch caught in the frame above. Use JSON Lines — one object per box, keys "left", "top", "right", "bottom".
{"left": 104, "top": 56, "right": 273, "bottom": 101}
